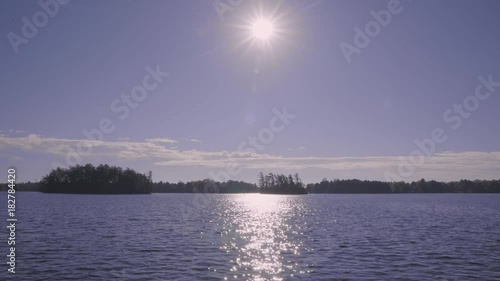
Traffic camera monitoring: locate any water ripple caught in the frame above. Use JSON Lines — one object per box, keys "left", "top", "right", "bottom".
{"left": 1, "top": 193, "right": 499, "bottom": 280}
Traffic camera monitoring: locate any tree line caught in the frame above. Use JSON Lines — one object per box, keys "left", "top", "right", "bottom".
{"left": 0, "top": 181, "right": 40, "bottom": 192}
{"left": 306, "top": 178, "right": 500, "bottom": 193}
{"left": 258, "top": 172, "right": 307, "bottom": 194}
{"left": 2, "top": 165, "right": 500, "bottom": 194}
{"left": 39, "top": 164, "right": 152, "bottom": 194}
{"left": 153, "top": 179, "right": 258, "bottom": 193}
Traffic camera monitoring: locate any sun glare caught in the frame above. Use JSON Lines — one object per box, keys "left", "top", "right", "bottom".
{"left": 233, "top": 2, "right": 290, "bottom": 57}
{"left": 251, "top": 18, "right": 275, "bottom": 41}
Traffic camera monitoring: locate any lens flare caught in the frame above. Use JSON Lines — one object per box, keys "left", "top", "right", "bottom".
{"left": 251, "top": 19, "right": 275, "bottom": 41}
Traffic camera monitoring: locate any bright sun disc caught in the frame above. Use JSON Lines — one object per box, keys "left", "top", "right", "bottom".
{"left": 251, "top": 19, "right": 275, "bottom": 40}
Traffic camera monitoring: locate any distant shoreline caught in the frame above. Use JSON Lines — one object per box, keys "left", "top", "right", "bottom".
{"left": 0, "top": 190, "right": 500, "bottom": 195}
{"left": 3, "top": 176, "right": 500, "bottom": 194}
{"left": 260, "top": 190, "right": 308, "bottom": 195}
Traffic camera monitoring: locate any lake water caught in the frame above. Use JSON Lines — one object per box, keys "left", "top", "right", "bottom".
{"left": 1, "top": 193, "right": 500, "bottom": 280}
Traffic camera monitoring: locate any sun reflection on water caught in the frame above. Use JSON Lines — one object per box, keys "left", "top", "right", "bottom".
{"left": 218, "top": 194, "right": 311, "bottom": 280}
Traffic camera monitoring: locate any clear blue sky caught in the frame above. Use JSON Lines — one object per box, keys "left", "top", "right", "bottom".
{"left": 1, "top": 0, "right": 500, "bottom": 183}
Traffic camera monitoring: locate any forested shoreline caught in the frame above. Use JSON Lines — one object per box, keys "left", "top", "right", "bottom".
{"left": 2, "top": 177, "right": 500, "bottom": 194}
{"left": 38, "top": 164, "right": 153, "bottom": 194}
{"left": 1, "top": 164, "right": 499, "bottom": 194}
{"left": 305, "top": 178, "right": 500, "bottom": 193}
{"left": 258, "top": 172, "right": 307, "bottom": 194}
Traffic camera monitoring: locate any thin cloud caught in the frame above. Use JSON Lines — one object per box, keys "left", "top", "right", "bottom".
{"left": 145, "top": 137, "right": 178, "bottom": 144}
{"left": 185, "top": 138, "right": 202, "bottom": 143}
{"left": 0, "top": 135, "right": 499, "bottom": 182}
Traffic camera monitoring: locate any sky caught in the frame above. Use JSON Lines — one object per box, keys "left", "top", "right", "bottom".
{"left": 1, "top": 0, "right": 500, "bottom": 184}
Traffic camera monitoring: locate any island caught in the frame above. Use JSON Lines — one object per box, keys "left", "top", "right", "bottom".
{"left": 40, "top": 164, "right": 152, "bottom": 194}
{"left": 258, "top": 172, "right": 308, "bottom": 195}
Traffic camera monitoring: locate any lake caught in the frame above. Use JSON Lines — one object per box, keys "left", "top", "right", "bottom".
{"left": 2, "top": 193, "right": 500, "bottom": 280}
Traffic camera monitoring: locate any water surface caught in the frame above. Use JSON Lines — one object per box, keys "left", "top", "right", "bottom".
{"left": 1, "top": 193, "right": 500, "bottom": 280}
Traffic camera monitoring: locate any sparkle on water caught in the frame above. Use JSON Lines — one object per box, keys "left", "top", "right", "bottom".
{"left": 10, "top": 193, "right": 500, "bottom": 280}
{"left": 218, "top": 195, "right": 311, "bottom": 280}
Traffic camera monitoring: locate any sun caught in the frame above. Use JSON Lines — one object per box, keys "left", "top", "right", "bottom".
{"left": 251, "top": 18, "right": 275, "bottom": 41}
{"left": 231, "top": 2, "right": 289, "bottom": 56}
